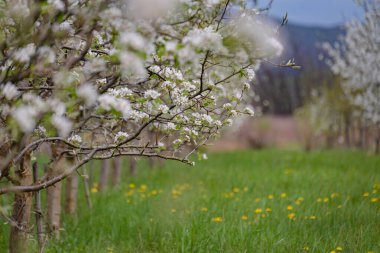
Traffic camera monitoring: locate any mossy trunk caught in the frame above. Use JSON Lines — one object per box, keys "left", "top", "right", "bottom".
{"left": 9, "top": 153, "right": 33, "bottom": 253}
{"left": 46, "top": 156, "right": 64, "bottom": 237}
{"left": 111, "top": 157, "right": 122, "bottom": 186}
{"left": 99, "top": 159, "right": 110, "bottom": 191}
{"left": 129, "top": 157, "right": 137, "bottom": 176}
{"left": 65, "top": 167, "right": 78, "bottom": 214}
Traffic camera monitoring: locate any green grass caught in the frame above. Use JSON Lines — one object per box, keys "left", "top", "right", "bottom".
{"left": 1, "top": 149, "right": 380, "bottom": 252}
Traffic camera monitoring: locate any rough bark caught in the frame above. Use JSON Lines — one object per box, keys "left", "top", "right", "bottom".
{"left": 46, "top": 156, "right": 65, "bottom": 238}
{"left": 376, "top": 125, "right": 380, "bottom": 154}
{"left": 32, "top": 162, "right": 44, "bottom": 252}
{"left": 99, "top": 159, "right": 110, "bottom": 192}
{"left": 344, "top": 118, "right": 351, "bottom": 148}
{"left": 129, "top": 157, "right": 137, "bottom": 177}
{"left": 81, "top": 166, "right": 92, "bottom": 209}
{"left": 111, "top": 157, "right": 122, "bottom": 186}
{"left": 65, "top": 159, "right": 78, "bottom": 214}
{"left": 9, "top": 152, "right": 33, "bottom": 253}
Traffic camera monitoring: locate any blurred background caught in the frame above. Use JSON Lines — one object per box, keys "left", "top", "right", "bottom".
{"left": 212, "top": 0, "right": 379, "bottom": 152}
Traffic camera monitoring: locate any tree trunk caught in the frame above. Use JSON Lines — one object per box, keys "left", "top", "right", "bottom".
{"left": 9, "top": 152, "right": 33, "bottom": 253}
{"left": 81, "top": 166, "right": 92, "bottom": 209}
{"left": 129, "top": 157, "right": 137, "bottom": 176}
{"left": 376, "top": 125, "right": 380, "bottom": 154}
{"left": 46, "top": 156, "right": 65, "bottom": 238}
{"left": 99, "top": 159, "right": 110, "bottom": 192}
{"left": 65, "top": 159, "right": 78, "bottom": 214}
{"left": 32, "top": 162, "right": 44, "bottom": 252}
{"left": 344, "top": 119, "right": 351, "bottom": 148}
{"left": 111, "top": 157, "right": 122, "bottom": 186}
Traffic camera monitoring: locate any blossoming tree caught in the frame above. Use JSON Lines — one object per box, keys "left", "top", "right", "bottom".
{"left": 322, "top": 0, "right": 380, "bottom": 151}
{"left": 0, "top": 0, "right": 289, "bottom": 251}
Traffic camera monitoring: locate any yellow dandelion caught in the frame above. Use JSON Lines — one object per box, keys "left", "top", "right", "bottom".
{"left": 172, "top": 189, "right": 180, "bottom": 196}
{"left": 309, "top": 215, "right": 317, "bottom": 220}
{"left": 336, "top": 246, "right": 343, "bottom": 251}
{"left": 265, "top": 208, "right": 272, "bottom": 212}
{"left": 331, "top": 251, "right": 336, "bottom": 253}
{"left": 254, "top": 208, "right": 263, "bottom": 214}
{"left": 280, "top": 192, "right": 287, "bottom": 198}
{"left": 128, "top": 183, "right": 136, "bottom": 189}
{"left": 201, "top": 207, "right": 208, "bottom": 212}
{"left": 255, "top": 198, "right": 261, "bottom": 203}
{"left": 363, "top": 192, "right": 370, "bottom": 197}
{"left": 91, "top": 187, "right": 98, "bottom": 193}
{"left": 139, "top": 184, "right": 147, "bottom": 193}
{"left": 126, "top": 190, "right": 134, "bottom": 196}
{"left": 233, "top": 187, "right": 240, "bottom": 193}
{"left": 373, "top": 189, "right": 378, "bottom": 194}
{"left": 303, "top": 246, "right": 310, "bottom": 251}
{"left": 267, "top": 194, "right": 274, "bottom": 200}
{"left": 287, "top": 205, "right": 293, "bottom": 210}
{"left": 241, "top": 215, "right": 248, "bottom": 221}
{"left": 212, "top": 217, "right": 223, "bottom": 222}
{"left": 331, "top": 193, "right": 339, "bottom": 199}
{"left": 171, "top": 208, "right": 177, "bottom": 213}
{"left": 151, "top": 190, "right": 158, "bottom": 196}
{"left": 323, "top": 197, "right": 329, "bottom": 203}
{"left": 261, "top": 213, "right": 267, "bottom": 218}
{"left": 243, "top": 187, "right": 249, "bottom": 192}
{"left": 288, "top": 213, "right": 296, "bottom": 220}
{"left": 370, "top": 197, "right": 378, "bottom": 203}
{"left": 317, "top": 198, "right": 322, "bottom": 203}
{"left": 368, "top": 251, "right": 374, "bottom": 253}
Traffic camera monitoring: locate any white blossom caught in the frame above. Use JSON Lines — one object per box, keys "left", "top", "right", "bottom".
{"left": 48, "top": 0, "right": 65, "bottom": 11}
{"left": 13, "top": 43, "right": 36, "bottom": 63}
{"left": 233, "top": 15, "right": 283, "bottom": 58}
{"left": 144, "top": 89, "right": 161, "bottom": 99}
{"left": 183, "top": 27, "right": 225, "bottom": 52}
{"left": 114, "top": 131, "right": 129, "bottom": 143}
{"left": 246, "top": 69, "right": 256, "bottom": 81}
{"left": 149, "top": 65, "right": 161, "bottom": 73}
{"left": 126, "top": 0, "right": 178, "bottom": 19}
{"left": 37, "top": 46, "right": 56, "bottom": 63}
{"left": 108, "top": 87, "right": 133, "bottom": 98}
{"left": 119, "top": 52, "right": 147, "bottom": 81}
{"left": 52, "top": 114, "right": 72, "bottom": 137}
{"left": 2, "top": 82, "right": 20, "bottom": 100}
{"left": 244, "top": 107, "right": 255, "bottom": 116}
{"left": 14, "top": 106, "right": 38, "bottom": 133}
{"left": 84, "top": 58, "right": 106, "bottom": 73}
{"left": 120, "top": 32, "right": 147, "bottom": 51}
{"left": 77, "top": 83, "right": 98, "bottom": 106}
{"left": 157, "top": 104, "right": 169, "bottom": 113}
{"left": 68, "top": 134, "right": 82, "bottom": 144}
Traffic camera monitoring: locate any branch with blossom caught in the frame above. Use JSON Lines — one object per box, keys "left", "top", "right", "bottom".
{"left": 0, "top": 0, "right": 286, "bottom": 194}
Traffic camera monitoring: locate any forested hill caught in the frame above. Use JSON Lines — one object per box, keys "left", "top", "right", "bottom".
{"left": 283, "top": 22, "right": 343, "bottom": 68}
{"left": 254, "top": 22, "right": 344, "bottom": 115}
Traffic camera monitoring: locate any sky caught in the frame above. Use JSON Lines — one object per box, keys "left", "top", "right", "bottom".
{"left": 266, "top": 0, "right": 364, "bottom": 27}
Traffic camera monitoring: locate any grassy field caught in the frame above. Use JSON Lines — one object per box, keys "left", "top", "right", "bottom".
{"left": 1, "top": 149, "right": 380, "bottom": 252}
